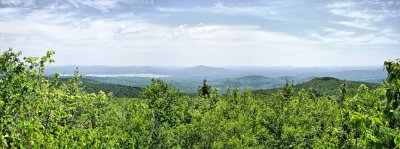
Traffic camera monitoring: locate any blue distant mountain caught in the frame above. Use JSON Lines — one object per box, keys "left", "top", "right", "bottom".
{"left": 50, "top": 65, "right": 386, "bottom": 92}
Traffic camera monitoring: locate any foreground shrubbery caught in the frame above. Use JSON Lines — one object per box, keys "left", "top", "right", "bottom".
{"left": 1, "top": 48, "right": 399, "bottom": 148}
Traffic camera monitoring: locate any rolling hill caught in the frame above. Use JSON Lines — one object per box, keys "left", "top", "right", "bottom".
{"left": 211, "top": 75, "right": 293, "bottom": 90}
{"left": 81, "top": 75, "right": 301, "bottom": 93}
{"left": 82, "top": 81, "right": 143, "bottom": 98}
{"left": 253, "top": 77, "right": 379, "bottom": 98}
{"left": 82, "top": 76, "right": 379, "bottom": 98}
{"left": 59, "top": 78, "right": 143, "bottom": 98}
{"left": 47, "top": 65, "right": 387, "bottom": 84}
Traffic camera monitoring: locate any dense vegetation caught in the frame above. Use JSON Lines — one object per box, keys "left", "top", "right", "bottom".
{"left": 1, "top": 48, "right": 400, "bottom": 148}
{"left": 83, "top": 75, "right": 308, "bottom": 93}
{"left": 254, "top": 77, "right": 377, "bottom": 98}
{"left": 62, "top": 78, "right": 143, "bottom": 98}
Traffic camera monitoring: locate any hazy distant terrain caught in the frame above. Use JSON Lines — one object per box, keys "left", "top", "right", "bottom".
{"left": 50, "top": 65, "right": 387, "bottom": 92}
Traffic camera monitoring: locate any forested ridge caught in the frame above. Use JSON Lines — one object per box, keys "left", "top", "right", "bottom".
{"left": 1, "top": 48, "right": 400, "bottom": 148}
{"left": 61, "top": 78, "right": 143, "bottom": 98}
{"left": 77, "top": 77, "right": 377, "bottom": 99}
{"left": 253, "top": 77, "right": 378, "bottom": 98}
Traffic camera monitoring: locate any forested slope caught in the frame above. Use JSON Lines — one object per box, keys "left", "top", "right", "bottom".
{"left": 253, "top": 77, "right": 378, "bottom": 98}
{"left": 1, "top": 49, "right": 400, "bottom": 148}
{"left": 59, "top": 78, "right": 143, "bottom": 98}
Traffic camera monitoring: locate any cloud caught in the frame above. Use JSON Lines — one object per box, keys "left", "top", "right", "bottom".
{"left": 333, "top": 21, "right": 377, "bottom": 30}
{"left": 0, "top": 0, "right": 35, "bottom": 6}
{"left": 311, "top": 28, "right": 399, "bottom": 46}
{"left": 211, "top": 2, "right": 277, "bottom": 16}
{"left": 0, "top": 0, "right": 152, "bottom": 12}
{"left": 0, "top": 1, "right": 399, "bottom": 66}
{"left": 0, "top": 7, "right": 330, "bottom": 66}
{"left": 327, "top": 1, "right": 355, "bottom": 9}
{"left": 327, "top": 1, "right": 399, "bottom": 30}
{"left": 67, "top": 0, "right": 124, "bottom": 12}
{"left": 0, "top": 7, "right": 19, "bottom": 15}
{"left": 156, "top": 2, "right": 279, "bottom": 19}
{"left": 322, "top": 0, "right": 400, "bottom": 48}
{"left": 328, "top": 8, "right": 385, "bottom": 22}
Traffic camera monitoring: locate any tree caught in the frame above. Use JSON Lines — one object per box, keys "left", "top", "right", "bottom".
{"left": 142, "top": 78, "right": 185, "bottom": 147}
{"left": 283, "top": 78, "right": 294, "bottom": 100}
{"left": 198, "top": 79, "right": 211, "bottom": 98}
{"left": 339, "top": 81, "right": 347, "bottom": 103}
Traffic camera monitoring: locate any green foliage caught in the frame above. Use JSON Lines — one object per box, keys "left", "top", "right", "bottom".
{"left": 79, "top": 79, "right": 142, "bottom": 98}
{"left": 283, "top": 78, "right": 294, "bottom": 100}
{"left": 0, "top": 48, "right": 398, "bottom": 148}
{"left": 254, "top": 77, "right": 377, "bottom": 98}
{"left": 339, "top": 81, "right": 347, "bottom": 103}
{"left": 0, "top": 48, "right": 114, "bottom": 148}
{"left": 345, "top": 59, "right": 400, "bottom": 148}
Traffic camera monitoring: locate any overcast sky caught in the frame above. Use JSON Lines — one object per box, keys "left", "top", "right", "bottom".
{"left": 0, "top": 0, "right": 399, "bottom": 67}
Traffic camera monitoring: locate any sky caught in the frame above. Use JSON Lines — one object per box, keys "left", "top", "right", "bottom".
{"left": 0, "top": 0, "right": 399, "bottom": 67}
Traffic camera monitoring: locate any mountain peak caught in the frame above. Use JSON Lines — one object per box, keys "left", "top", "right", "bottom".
{"left": 193, "top": 65, "right": 211, "bottom": 68}
{"left": 313, "top": 77, "right": 340, "bottom": 81}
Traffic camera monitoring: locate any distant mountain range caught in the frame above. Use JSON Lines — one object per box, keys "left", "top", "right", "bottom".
{"left": 172, "top": 65, "right": 239, "bottom": 77}
{"left": 49, "top": 65, "right": 386, "bottom": 79}
{"left": 49, "top": 65, "right": 387, "bottom": 92}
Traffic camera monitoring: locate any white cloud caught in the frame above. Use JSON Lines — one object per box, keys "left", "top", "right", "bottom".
{"left": 0, "top": 7, "right": 19, "bottom": 15}
{"left": 69, "top": 0, "right": 124, "bottom": 12}
{"left": 322, "top": 0, "right": 400, "bottom": 49}
{"left": 156, "top": 2, "right": 279, "bottom": 19}
{"left": 327, "top": 1, "right": 355, "bottom": 9}
{"left": 327, "top": 1, "right": 399, "bottom": 30}
{"left": 0, "top": 0, "right": 34, "bottom": 6}
{"left": 329, "top": 8, "right": 384, "bottom": 22}
{"left": 0, "top": 0, "right": 150, "bottom": 12}
{"left": 311, "top": 28, "right": 399, "bottom": 46}
{"left": 334, "top": 21, "right": 377, "bottom": 30}
{"left": 211, "top": 2, "right": 277, "bottom": 16}
{"left": 0, "top": 9, "right": 333, "bottom": 66}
